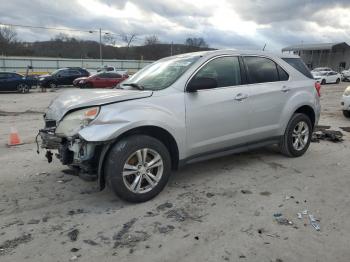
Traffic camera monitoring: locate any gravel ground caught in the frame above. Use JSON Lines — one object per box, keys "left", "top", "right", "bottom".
{"left": 0, "top": 83, "right": 350, "bottom": 262}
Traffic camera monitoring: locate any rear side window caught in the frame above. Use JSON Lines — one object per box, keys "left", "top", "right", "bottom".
{"left": 194, "top": 56, "right": 241, "bottom": 88}
{"left": 243, "top": 56, "right": 279, "bottom": 84}
{"left": 277, "top": 65, "right": 289, "bottom": 81}
{"left": 281, "top": 58, "right": 313, "bottom": 79}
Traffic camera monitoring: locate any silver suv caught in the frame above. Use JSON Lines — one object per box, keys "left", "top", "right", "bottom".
{"left": 39, "top": 50, "right": 320, "bottom": 202}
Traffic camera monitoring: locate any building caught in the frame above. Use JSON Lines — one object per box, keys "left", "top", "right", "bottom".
{"left": 282, "top": 42, "right": 350, "bottom": 71}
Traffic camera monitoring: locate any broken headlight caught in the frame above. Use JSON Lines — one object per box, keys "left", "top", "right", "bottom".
{"left": 344, "top": 86, "right": 350, "bottom": 96}
{"left": 55, "top": 107, "right": 100, "bottom": 137}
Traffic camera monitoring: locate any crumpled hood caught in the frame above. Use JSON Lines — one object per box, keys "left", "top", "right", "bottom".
{"left": 45, "top": 89, "right": 153, "bottom": 121}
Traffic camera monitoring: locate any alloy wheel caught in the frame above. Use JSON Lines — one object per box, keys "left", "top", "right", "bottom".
{"left": 122, "top": 148, "right": 164, "bottom": 194}
{"left": 292, "top": 121, "right": 309, "bottom": 151}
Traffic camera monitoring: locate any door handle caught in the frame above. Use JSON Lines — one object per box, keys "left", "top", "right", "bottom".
{"left": 281, "top": 85, "right": 291, "bottom": 92}
{"left": 234, "top": 93, "right": 248, "bottom": 101}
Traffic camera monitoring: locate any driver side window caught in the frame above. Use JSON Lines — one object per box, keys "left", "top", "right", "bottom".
{"left": 193, "top": 56, "right": 242, "bottom": 88}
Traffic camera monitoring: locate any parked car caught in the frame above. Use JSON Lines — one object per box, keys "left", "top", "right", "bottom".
{"left": 341, "top": 86, "right": 350, "bottom": 118}
{"left": 311, "top": 67, "right": 332, "bottom": 74}
{"left": 39, "top": 50, "right": 320, "bottom": 202}
{"left": 73, "top": 72, "right": 128, "bottom": 88}
{"left": 312, "top": 70, "right": 341, "bottom": 84}
{"left": 341, "top": 69, "right": 350, "bottom": 81}
{"left": 39, "top": 67, "right": 89, "bottom": 88}
{"left": 0, "top": 72, "right": 37, "bottom": 93}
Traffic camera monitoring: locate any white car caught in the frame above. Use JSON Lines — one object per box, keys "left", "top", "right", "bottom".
{"left": 341, "top": 86, "right": 350, "bottom": 118}
{"left": 311, "top": 67, "right": 332, "bottom": 74}
{"left": 312, "top": 70, "right": 341, "bottom": 85}
{"left": 341, "top": 69, "right": 350, "bottom": 81}
{"left": 97, "top": 66, "right": 128, "bottom": 76}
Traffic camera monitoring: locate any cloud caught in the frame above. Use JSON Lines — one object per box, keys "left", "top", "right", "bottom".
{"left": 1, "top": 0, "right": 350, "bottom": 51}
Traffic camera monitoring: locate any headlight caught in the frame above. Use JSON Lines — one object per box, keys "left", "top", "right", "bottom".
{"left": 39, "top": 78, "right": 45, "bottom": 81}
{"left": 344, "top": 86, "right": 350, "bottom": 96}
{"left": 55, "top": 107, "right": 100, "bottom": 137}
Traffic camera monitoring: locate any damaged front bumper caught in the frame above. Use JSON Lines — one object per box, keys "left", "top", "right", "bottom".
{"left": 38, "top": 126, "right": 100, "bottom": 174}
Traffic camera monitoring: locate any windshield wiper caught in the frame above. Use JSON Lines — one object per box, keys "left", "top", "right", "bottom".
{"left": 122, "top": 83, "right": 145, "bottom": 90}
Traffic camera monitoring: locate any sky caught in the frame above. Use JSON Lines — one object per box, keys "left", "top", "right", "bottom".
{"left": 1, "top": 0, "right": 350, "bottom": 51}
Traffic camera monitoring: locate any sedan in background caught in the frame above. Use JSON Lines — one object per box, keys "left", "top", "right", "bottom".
{"left": 312, "top": 70, "right": 341, "bottom": 85}
{"left": 341, "top": 86, "right": 350, "bottom": 118}
{"left": 73, "top": 72, "right": 128, "bottom": 88}
{"left": 0, "top": 72, "right": 36, "bottom": 93}
{"left": 311, "top": 67, "right": 332, "bottom": 74}
{"left": 341, "top": 69, "right": 350, "bottom": 81}
{"left": 39, "top": 67, "right": 90, "bottom": 88}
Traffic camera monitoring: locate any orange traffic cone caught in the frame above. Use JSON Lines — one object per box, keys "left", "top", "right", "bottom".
{"left": 7, "top": 127, "right": 23, "bottom": 146}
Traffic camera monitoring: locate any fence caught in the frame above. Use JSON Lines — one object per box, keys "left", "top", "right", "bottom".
{"left": 0, "top": 56, "right": 154, "bottom": 74}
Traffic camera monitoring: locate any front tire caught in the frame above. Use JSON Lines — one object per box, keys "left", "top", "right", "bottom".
{"left": 336, "top": 78, "right": 340, "bottom": 84}
{"left": 104, "top": 135, "right": 171, "bottom": 203}
{"left": 279, "top": 113, "right": 312, "bottom": 157}
{"left": 49, "top": 82, "right": 57, "bottom": 89}
{"left": 321, "top": 79, "right": 326, "bottom": 85}
{"left": 343, "top": 110, "right": 350, "bottom": 118}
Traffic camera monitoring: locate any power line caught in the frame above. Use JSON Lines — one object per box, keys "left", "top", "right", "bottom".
{"left": 0, "top": 22, "right": 98, "bottom": 34}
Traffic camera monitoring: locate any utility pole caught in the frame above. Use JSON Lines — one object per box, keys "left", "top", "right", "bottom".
{"left": 99, "top": 28, "right": 103, "bottom": 66}
{"left": 171, "top": 41, "right": 173, "bottom": 56}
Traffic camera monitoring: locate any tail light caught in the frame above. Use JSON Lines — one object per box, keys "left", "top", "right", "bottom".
{"left": 315, "top": 82, "right": 321, "bottom": 97}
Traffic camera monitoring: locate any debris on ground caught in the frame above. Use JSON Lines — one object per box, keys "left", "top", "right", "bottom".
{"left": 68, "top": 209, "right": 86, "bottom": 216}
{"left": 68, "top": 229, "right": 79, "bottom": 242}
{"left": 339, "top": 127, "right": 350, "bottom": 133}
{"left": 297, "top": 211, "right": 321, "bottom": 231}
{"left": 260, "top": 191, "right": 271, "bottom": 196}
{"left": 314, "top": 125, "right": 331, "bottom": 132}
{"left": 83, "top": 239, "right": 99, "bottom": 246}
{"left": 156, "top": 202, "right": 173, "bottom": 211}
{"left": 27, "top": 219, "right": 40, "bottom": 225}
{"left": 157, "top": 225, "right": 175, "bottom": 234}
{"left": 312, "top": 130, "right": 343, "bottom": 143}
{"left": 0, "top": 234, "right": 33, "bottom": 256}
{"left": 241, "top": 189, "right": 252, "bottom": 194}
{"left": 113, "top": 218, "right": 137, "bottom": 245}
{"left": 70, "top": 248, "right": 80, "bottom": 252}
{"left": 275, "top": 217, "right": 293, "bottom": 225}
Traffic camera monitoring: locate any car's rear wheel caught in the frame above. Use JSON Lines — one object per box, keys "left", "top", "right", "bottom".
{"left": 321, "top": 79, "right": 326, "bottom": 85}
{"left": 17, "top": 84, "right": 29, "bottom": 93}
{"left": 279, "top": 113, "right": 312, "bottom": 157}
{"left": 336, "top": 78, "right": 340, "bottom": 84}
{"left": 343, "top": 110, "right": 350, "bottom": 118}
{"left": 104, "top": 135, "right": 171, "bottom": 202}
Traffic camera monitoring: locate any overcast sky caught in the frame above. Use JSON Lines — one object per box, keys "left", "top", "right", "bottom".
{"left": 1, "top": 0, "right": 350, "bottom": 51}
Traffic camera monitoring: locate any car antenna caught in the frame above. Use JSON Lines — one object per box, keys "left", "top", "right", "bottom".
{"left": 262, "top": 43, "right": 266, "bottom": 51}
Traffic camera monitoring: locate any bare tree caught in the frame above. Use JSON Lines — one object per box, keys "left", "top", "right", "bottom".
{"left": 121, "top": 33, "right": 138, "bottom": 48}
{"left": 144, "top": 35, "right": 160, "bottom": 45}
{"left": 103, "top": 34, "right": 116, "bottom": 46}
{"left": 185, "top": 37, "right": 208, "bottom": 48}
{"left": 0, "top": 26, "right": 17, "bottom": 43}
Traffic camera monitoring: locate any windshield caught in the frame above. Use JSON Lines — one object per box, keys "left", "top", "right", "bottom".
{"left": 51, "top": 69, "right": 63, "bottom": 75}
{"left": 121, "top": 55, "right": 201, "bottom": 90}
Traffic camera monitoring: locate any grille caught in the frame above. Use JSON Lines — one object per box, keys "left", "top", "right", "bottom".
{"left": 45, "top": 120, "right": 57, "bottom": 128}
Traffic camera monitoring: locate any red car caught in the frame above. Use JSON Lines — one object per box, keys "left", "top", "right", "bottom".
{"left": 73, "top": 72, "right": 128, "bottom": 88}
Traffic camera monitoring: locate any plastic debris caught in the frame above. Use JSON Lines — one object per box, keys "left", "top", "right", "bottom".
{"left": 297, "top": 213, "right": 302, "bottom": 219}
{"left": 302, "top": 210, "right": 308, "bottom": 215}
{"left": 311, "top": 130, "right": 343, "bottom": 143}
{"left": 275, "top": 217, "right": 293, "bottom": 225}
{"left": 273, "top": 213, "right": 282, "bottom": 217}
{"left": 309, "top": 214, "right": 320, "bottom": 231}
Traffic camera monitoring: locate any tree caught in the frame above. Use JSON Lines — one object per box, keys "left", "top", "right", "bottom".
{"left": 185, "top": 37, "right": 208, "bottom": 48}
{"left": 0, "top": 26, "right": 17, "bottom": 43}
{"left": 121, "top": 33, "right": 138, "bottom": 48}
{"left": 144, "top": 35, "right": 160, "bottom": 45}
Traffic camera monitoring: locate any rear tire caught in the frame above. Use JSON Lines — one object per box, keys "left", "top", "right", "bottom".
{"left": 336, "top": 78, "right": 340, "bottom": 84}
{"left": 83, "top": 82, "right": 93, "bottom": 89}
{"left": 279, "top": 113, "right": 312, "bottom": 157}
{"left": 343, "top": 110, "right": 350, "bottom": 118}
{"left": 17, "top": 84, "right": 29, "bottom": 93}
{"left": 104, "top": 135, "right": 171, "bottom": 203}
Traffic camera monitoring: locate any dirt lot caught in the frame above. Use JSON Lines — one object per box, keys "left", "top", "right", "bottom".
{"left": 1, "top": 84, "right": 350, "bottom": 262}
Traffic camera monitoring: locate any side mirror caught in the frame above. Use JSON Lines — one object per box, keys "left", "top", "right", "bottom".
{"left": 187, "top": 77, "right": 218, "bottom": 92}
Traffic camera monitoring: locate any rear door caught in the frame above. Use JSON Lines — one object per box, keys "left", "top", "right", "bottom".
{"left": 242, "top": 56, "right": 291, "bottom": 142}
{"left": 185, "top": 56, "right": 251, "bottom": 157}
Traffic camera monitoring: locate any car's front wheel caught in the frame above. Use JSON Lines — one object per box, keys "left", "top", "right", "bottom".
{"left": 321, "top": 79, "right": 326, "bottom": 85}
{"left": 104, "top": 135, "right": 171, "bottom": 202}
{"left": 49, "top": 82, "right": 57, "bottom": 89}
{"left": 279, "top": 113, "right": 312, "bottom": 157}
{"left": 343, "top": 110, "right": 350, "bottom": 118}
{"left": 336, "top": 78, "right": 340, "bottom": 84}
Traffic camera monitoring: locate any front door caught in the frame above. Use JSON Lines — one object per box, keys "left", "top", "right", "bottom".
{"left": 185, "top": 56, "right": 251, "bottom": 157}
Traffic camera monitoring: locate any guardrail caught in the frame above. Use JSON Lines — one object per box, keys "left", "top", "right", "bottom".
{"left": 0, "top": 56, "right": 153, "bottom": 74}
